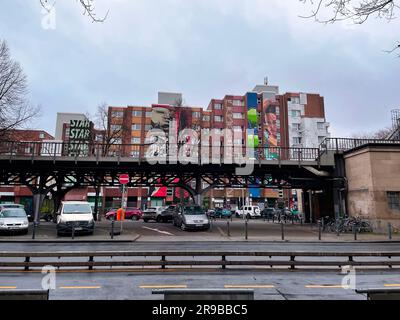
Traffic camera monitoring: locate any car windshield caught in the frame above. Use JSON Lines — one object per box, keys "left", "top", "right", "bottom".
{"left": 184, "top": 206, "right": 205, "bottom": 215}
{"left": 1, "top": 209, "right": 27, "bottom": 218}
{"left": 63, "top": 204, "right": 92, "bottom": 214}
{"left": 147, "top": 208, "right": 156, "bottom": 211}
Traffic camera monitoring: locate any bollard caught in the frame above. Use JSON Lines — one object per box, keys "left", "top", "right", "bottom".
{"left": 111, "top": 220, "right": 115, "bottom": 239}
{"left": 227, "top": 221, "right": 231, "bottom": 237}
{"left": 336, "top": 221, "right": 340, "bottom": 237}
{"left": 322, "top": 217, "right": 325, "bottom": 231}
{"left": 318, "top": 220, "right": 322, "bottom": 241}
{"left": 300, "top": 217, "right": 303, "bottom": 226}
{"left": 281, "top": 222, "right": 285, "bottom": 241}
{"left": 32, "top": 222, "right": 37, "bottom": 240}
{"left": 388, "top": 223, "right": 392, "bottom": 240}
{"left": 353, "top": 225, "right": 357, "bottom": 241}
{"left": 72, "top": 225, "right": 75, "bottom": 240}
{"left": 292, "top": 215, "right": 294, "bottom": 225}
{"left": 245, "top": 220, "right": 248, "bottom": 240}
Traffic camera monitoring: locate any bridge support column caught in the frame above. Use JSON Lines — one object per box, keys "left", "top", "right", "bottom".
{"left": 33, "top": 193, "right": 46, "bottom": 224}
{"left": 195, "top": 175, "right": 203, "bottom": 206}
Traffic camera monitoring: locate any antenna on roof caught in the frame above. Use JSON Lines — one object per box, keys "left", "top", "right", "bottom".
{"left": 264, "top": 77, "right": 269, "bottom": 85}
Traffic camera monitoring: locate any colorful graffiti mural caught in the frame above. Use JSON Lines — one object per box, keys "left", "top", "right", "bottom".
{"left": 263, "top": 95, "right": 279, "bottom": 160}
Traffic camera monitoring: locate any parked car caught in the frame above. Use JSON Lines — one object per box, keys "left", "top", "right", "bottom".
{"left": 214, "top": 208, "right": 232, "bottom": 218}
{"left": 56, "top": 201, "right": 95, "bottom": 236}
{"left": 235, "top": 206, "right": 261, "bottom": 219}
{"left": 105, "top": 208, "right": 143, "bottom": 221}
{"left": 159, "top": 205, "right": 177, "bottom": 222}
{"left": 0, "top": 204, "right": 29, "bottom": 235}
{"left": 142, "top": 207, "right": 164, "bottom": 223}
{"left": 172, "top": 205, "right": 210, "bottom": 231}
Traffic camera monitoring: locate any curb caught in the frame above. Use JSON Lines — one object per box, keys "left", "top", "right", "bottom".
{"left": 0, "top": 235, "right": 141, "bottom": 244}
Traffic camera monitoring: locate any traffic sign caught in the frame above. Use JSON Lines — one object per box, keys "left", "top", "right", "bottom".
{"left": 119, "top": 174, "right": 129, "bottom": 185}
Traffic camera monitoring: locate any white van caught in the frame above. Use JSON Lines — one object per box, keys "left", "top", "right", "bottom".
{"left": 235, "top": 206, "right": 261, "bottom": 219}
{"left": 56, "top": 201, "right": 95, "bottom": 236}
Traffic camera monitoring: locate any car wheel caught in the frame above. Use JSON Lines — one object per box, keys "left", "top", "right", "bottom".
{"left": 143, "top": 219, "right": 149, "bottom": 223}
{"left": 247, "top": 214, "right": 251, "bottom": 220}
{"left": 156, "top": 216, "right": 162, "bottom": 223}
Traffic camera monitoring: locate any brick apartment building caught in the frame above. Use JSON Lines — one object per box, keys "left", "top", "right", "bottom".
{"left": 101, "top": 81, "right": 330, "bottom": 211}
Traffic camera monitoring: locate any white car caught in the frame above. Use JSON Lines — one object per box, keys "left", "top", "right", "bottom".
{"left": 235, "top": 206, "right": 261, "bottom": 219}
{"left": 56, "top": 201, "right": 95, "bottom": 236}
{"left": 142, "top": 206, "right": 164, "bottom": 222}
{"left": 0, "top": 204, "right": 29, "bottom": 234}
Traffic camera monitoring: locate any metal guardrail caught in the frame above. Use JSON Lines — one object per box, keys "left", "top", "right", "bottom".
{"left": 152, "top": 289, "right": 255, "bottom": 300}
{"left": 320, "top": 138, "right": 400, "bottom": 153}
{"left": 0, "top": 290, "right": 49, "bottom": 300}
{"left": 0, "top": 251, "right": 399, "bottom": 271}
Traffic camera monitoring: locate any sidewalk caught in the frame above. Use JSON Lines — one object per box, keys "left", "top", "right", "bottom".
{"left": 0, "top": 220, "right": 398, "bottom": 243}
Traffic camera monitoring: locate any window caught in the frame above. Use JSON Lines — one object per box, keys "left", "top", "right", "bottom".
{"left": 291, "top": 110, "right": 301, "bottom": 118}
{"left": 145, "top": 125, "right": 153, "bottom": 131}
{"left": 276, "top": 120, "right": 281, "bottom": 128}
{"left": 233, "top": 113, "right": 244, "bottom": 119}
{"left": 214, "top": 116, "right": 223, "bottom": 122}
{"left": 318, "top": 136, "right": 325, "bottom": 144}
{"left": 131, "top": 150, "right": 140, "bottom": 158}
{"left": 39, "top": 133, "right": 45, "bottom": 139}
{"left": 276, "top": 107, "right": 280, "bottom": 116}
{"left": 290, "top": 97, "right": 300, "bottom": 104}
{"left": 132, "top": 111, "right": 142, "bottom": 117}
{"left": 132, "top": 124, "right": 141, "bottom": 131}
{"left": 293, "top": 137, "right": 302, "bottom": 145}
{"left": 202, "top": 115, "right": 210, "bottom": 122}
{"left": 233, "top": 126, "right": 242, "bottom": 131}
{"left": 277, "top": 133, "right": 281, "bottom": 143}
{"left": 214, "top": 103, "right": 222, "bottom": 110}
{"left": 387, "top": 192, "right": 400, "bottom": 210}
{"left": 131, "top": 137, "right": 141, "bottom": 144}
{"left": 233, "top": 100, "right": 243, "bottom": 106}
{"left": 111, "top": 125, "right": 122, "bottom": 131}
{"left": 292, "top": 123, "right": 301, "bottom": 131}
{"left": 111, "top": 111, "right": 123, "bottom": 118}
{"left": 234, "top": 139, "right": 243, "bottom": 145}
{"left": 192, "top": 112, "right": 201, "bottom": 118}
{"left": 113, "top": 138, "right": 122, "bottom": 145}
{"left": 145, "top": 111, "right": 152, "bottom": 117}
{"left": 317, "top": 122, "right": 325, "bottom": 130}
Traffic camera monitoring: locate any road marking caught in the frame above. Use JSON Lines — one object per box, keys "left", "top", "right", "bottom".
{"left": 306, "top": 285, "right": 350, "bottom": 289}
{"left": 384, "top": 284, "right": 400, "bottom": 287}
{"left": 60, "top": 286, "right": 101, "bottom": 289}
{"left": 0, "top": 286, "right": 17, "bottom": 289}
{"left": 139, "top": 285, "right": 187, "bottom": 289}
{"left": 225, "top": 285, "right": 275, "bottom": 289}
{"left": 142, "top": 226, "right": 175, "bottom": 236}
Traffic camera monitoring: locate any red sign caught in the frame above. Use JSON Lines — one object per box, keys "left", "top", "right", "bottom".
{"left": 119, "top": 174, "right": 129, "bottom": 185}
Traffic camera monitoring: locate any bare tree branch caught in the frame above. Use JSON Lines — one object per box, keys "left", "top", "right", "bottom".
{"left": 40, "top": 0, "right": 109, "bottom": 23}
{"left": 0, "top": 40, "right": 41, "bottom": 141}
{"left": 300, "top": 0, "right": 399, "bottom": 54}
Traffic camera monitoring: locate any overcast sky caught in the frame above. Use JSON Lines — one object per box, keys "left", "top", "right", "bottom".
{"left": 0, "top": 0, "right": 399, "bottom": 137}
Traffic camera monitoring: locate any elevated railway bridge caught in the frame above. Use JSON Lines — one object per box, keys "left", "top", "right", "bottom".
{"left": 1, "top": 138, "right": 398, "bottom": 222}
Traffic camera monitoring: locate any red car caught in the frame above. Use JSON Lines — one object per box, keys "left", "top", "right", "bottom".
{"left": 105, "top": 208, "right": 143, "bottom": 220}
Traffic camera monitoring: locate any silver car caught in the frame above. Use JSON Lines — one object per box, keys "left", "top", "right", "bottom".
{"left": 0, "top": 205, "right": 29, "bottom": 234}
{"left": 173, "top": 205, "right": 210, "bottom": 231}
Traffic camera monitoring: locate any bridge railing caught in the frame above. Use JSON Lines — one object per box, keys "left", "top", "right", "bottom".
{"left": 0, "top": 141, "right": 321, "bottom": 163}
{"left": 319, "top": 138, "right": 400, "bottom": 153}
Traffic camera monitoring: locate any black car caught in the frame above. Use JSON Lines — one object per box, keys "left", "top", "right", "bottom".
{"left": 159, "top": 205, "right": 177, "bottom": 222}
